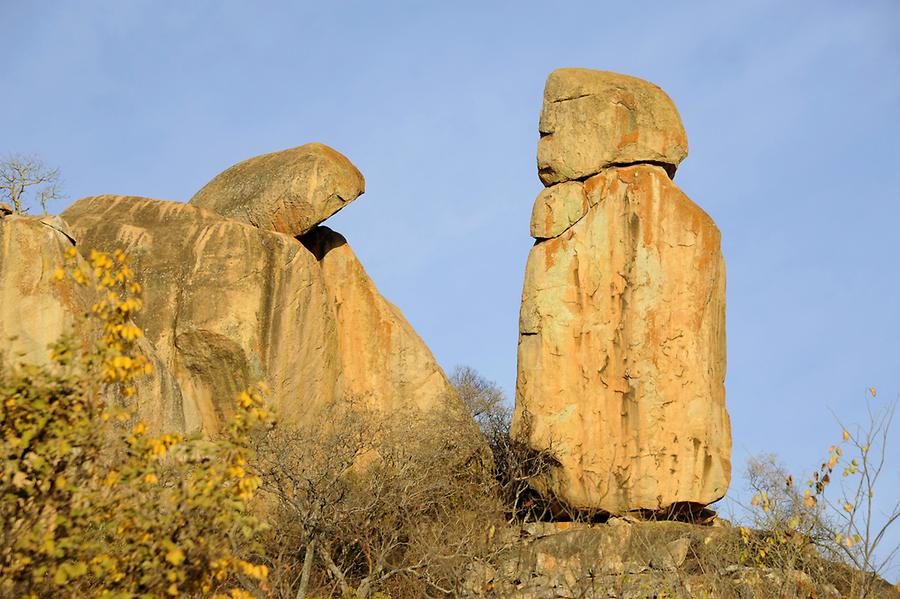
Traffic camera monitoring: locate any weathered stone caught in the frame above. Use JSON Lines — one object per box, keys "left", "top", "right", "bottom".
{"left": 0, "top": 213, "right": 185, "bottom": 432}
{"left": 649, "top": 537, "right": 691, "bottom": 570}
{"left": 537, "top": 68, "right": 688, "bottom": 185}
{"left": 61, "top": 195, "right": 468, "bottom": 440}
{"left": 514, "top": 165, "right": 730, "bottom": 514}
{"left": 63, "top": 195, "right": 339, "bottom": 434}
{"left": 529, "top": 181, "right": 589, "bottom": 239}
{"left": 0, "top": 214, "right": 88, "bottom": 366}
{"left": 190, "top": 143, "right": 365, "bottom": 237}
{"left": 301, "top": 226, "right": 470, "bottom": 421}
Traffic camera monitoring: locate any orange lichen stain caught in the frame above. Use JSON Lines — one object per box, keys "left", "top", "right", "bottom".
{"left": 583, "top": 173, "right": 606, "bottom": 201}
{"left": 617, "top": 130, "right": 640, "bottom": 149}
{"left": 543, "top": 204, "right": 555, "bottom": 233}
{"left": 612, "top": 90, "right": 639, "bottom": 149}
{"left": 536, "top": 552, "right": 558, "bottom": 572}
{"left": 543, "top": 237, "right": 563, "bottom": 271}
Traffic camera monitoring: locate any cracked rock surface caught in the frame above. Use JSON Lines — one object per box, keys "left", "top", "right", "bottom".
{"left": 515, "top": 69, "right": 731, "bottom": 515}
{"left": 538, "top": 68, "right": 688, "bottom": 185}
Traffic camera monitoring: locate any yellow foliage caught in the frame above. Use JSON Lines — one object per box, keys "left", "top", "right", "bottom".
{"left": 0, "top": 248, "right": 272, "bottom": 597}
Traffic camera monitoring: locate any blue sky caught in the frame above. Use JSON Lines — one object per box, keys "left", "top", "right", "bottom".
{"left": 3, "top": 0, "right": 898, "bottom": 578}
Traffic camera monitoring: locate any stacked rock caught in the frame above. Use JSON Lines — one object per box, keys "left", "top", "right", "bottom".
{"left": 514, "top": 68, "right": 731, "bottom": 516}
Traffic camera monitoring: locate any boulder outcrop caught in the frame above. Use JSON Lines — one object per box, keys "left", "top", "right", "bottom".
{"left": 190, "top": 143, "right": 365, "bottom": 238}
{"left": 515, "top": 68, "right": 731, "bottom": 516}
{"left": 301, "top": 227, "right": 463, "bottom": 414}
{"left": 0, "top": 213, "right": 186, "bottom": 432}
{"left": 58, "top": 189, "right": 469, "bottom": 438}
{"left": 537, "top": 68, "right": 688, "bottom": 185}
{"left": 0, "top": 143, "right": 473, "bottom": 446}
{"left": 0, "top": 214, "right": 89, "bottom": 367}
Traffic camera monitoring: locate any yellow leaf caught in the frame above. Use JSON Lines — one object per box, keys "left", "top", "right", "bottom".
{"left": 842, "top": 430, "right": 850, "bottom": 441}
{"left": 869, "top": 387, "right": 876, "bottom": 397}
{"left": 165, "top": 548, "right": 185, "bottom": 566}
{"left": 844, "top": 502, "right": 853, "bottom": 513}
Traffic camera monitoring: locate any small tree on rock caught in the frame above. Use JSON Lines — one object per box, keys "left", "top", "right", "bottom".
{"left": 0, "top": 154, "right": 62, "bottom": 214}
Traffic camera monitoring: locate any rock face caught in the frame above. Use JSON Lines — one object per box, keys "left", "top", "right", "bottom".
{"left": 0, "top": 215, "right": 88, "bottom": 366}
{"left": 0, "top": 213, "right": 186, "bottom": 432}
{"left": 514, "top": 69, "right": 731, "bottom": 515}
{"left": 190, "top": 143, "right": 365, "bottom": 238}
{"left": 537, "top": 68, "right": 688, "bottom": 186}
{"left": 59, "top": 190, "right": 470, "bottom": 439}
{"left": 0, "top": 143, "right": 473, "bottom": 447}
{"left": 301, "top": 227, "right": 462, "bottom": 414}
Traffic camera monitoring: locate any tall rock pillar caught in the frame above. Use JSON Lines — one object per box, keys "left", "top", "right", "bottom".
{"left": 513, "top": 68, "right": 731, "bottom": 516}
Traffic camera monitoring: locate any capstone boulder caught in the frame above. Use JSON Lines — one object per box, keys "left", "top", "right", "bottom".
{"left": 537, "top": 68, "right": 688, "bottom": 186}
{"left": 190, "top": 143, "right": 365, "bottom": 238}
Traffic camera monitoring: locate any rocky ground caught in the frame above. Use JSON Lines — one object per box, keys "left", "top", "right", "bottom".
{"left": 462, "top": 518, "right": 899, "bottom": 599}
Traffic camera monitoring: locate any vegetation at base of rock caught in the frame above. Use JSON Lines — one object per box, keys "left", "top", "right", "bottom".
{"left": 0, "top": 249, "right": 270, "bottom": 598}
{"left": 0, "top": 248, "right": 896, "bottom": 598}
{"left": 253, "top": 398, "right": 499, "bottom": 598}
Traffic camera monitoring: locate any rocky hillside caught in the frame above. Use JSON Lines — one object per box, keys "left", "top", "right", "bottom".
{"left": 1, "top": 143, "right": 476, "bottom": 444}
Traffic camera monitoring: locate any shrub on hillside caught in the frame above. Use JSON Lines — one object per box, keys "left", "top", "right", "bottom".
{"left": 0, "top": 248, "right": 270, "bottom": 598}
{"left": 253, "top": 399, "right": 501, "bottom": 598}
{"left": 742, "top": 390, "right": 898, "bottom": 598}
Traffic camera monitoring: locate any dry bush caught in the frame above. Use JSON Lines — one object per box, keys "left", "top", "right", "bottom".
{"left": 451, "top": 366, "right": 563, "bottom": 524}
{"left": 739, "top": 391, "right": 899, "bottom": 598}
{"left": 253, "top": 399, "right": 501, "bottom": 598}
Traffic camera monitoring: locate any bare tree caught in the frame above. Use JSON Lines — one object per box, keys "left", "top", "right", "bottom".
{"left": 449, "top": 365, "right": 563, "bottom": 523}
{"left": 741, "top": 393, "right": 899, "bottom": 598}
{"left": 450, "top": 365, "right": 506, "bottom": 431}
{"left": 0, "top": 154, "right": 62, "bottom": 214}
{"left": 253, "top": 399, "right": 499, "bottom": 598}
{"left": 825, "top": 394, "right": 899, "bottom": 598}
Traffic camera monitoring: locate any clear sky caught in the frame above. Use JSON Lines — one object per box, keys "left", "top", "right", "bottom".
{"left": 3, "top": 0, "right": 898, "bottom": 579}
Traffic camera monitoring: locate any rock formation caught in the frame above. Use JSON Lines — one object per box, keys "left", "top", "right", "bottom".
{"left": 514, "top": 68, "right": 731, "bottom": 515}
{"left": 190, "top": 143, "right": 365, "bottom": 238}
{"left": 1, "top": 145, "right": 474, "bottom": 445}
{"left": 0, "top": 214, "right": 89, "bottom": 367}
